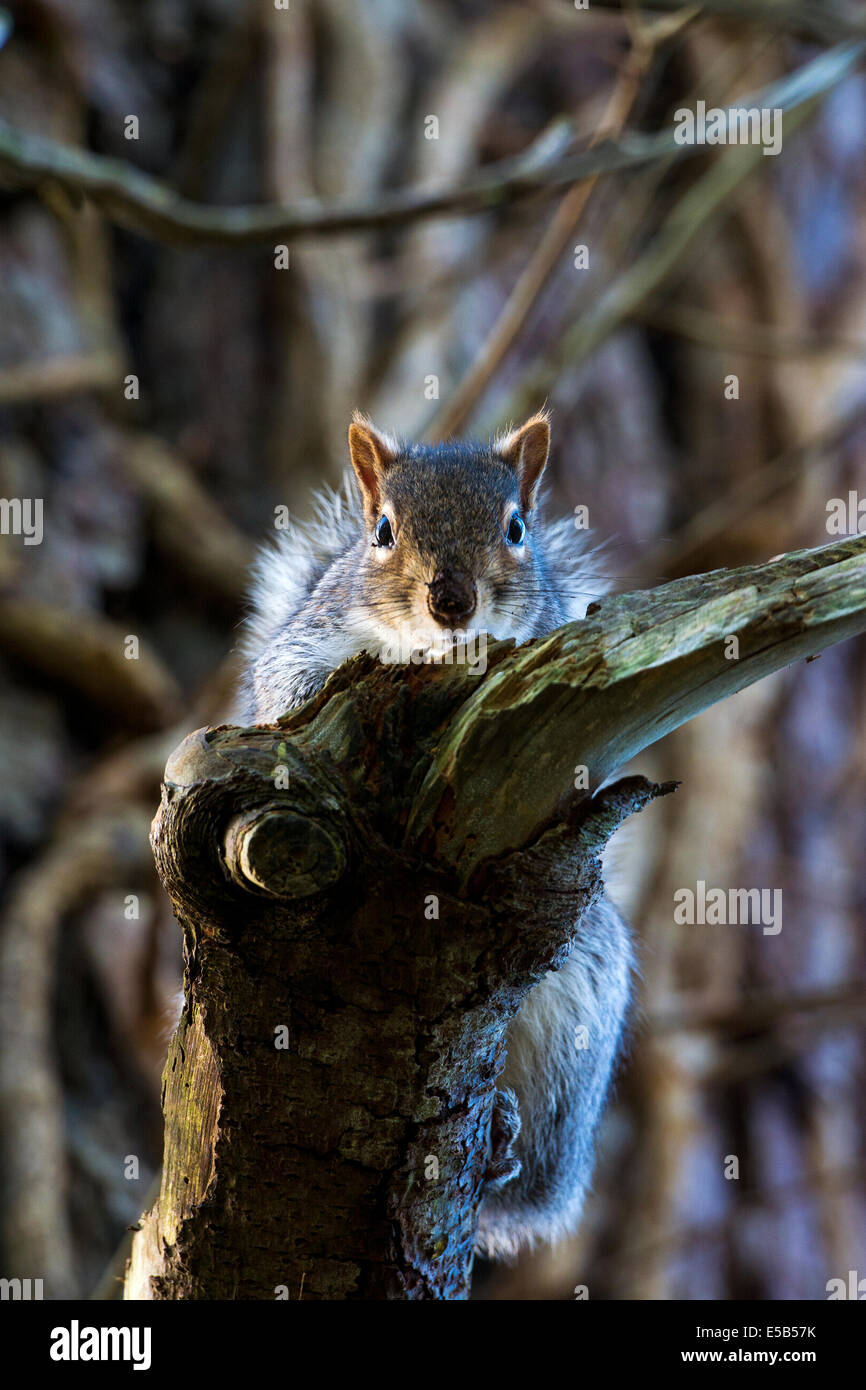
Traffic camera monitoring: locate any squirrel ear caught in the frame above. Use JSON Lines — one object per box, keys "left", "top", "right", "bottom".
{"left": 348, "top": 414, "right": 397, "bottom": 518}
{"left": 496, "top": 410, "right": 550, "bottom": 512}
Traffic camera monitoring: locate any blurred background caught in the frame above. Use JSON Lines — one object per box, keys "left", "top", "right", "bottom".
{"left": 0, "top": 0, "right": 865, "bottom": 1301}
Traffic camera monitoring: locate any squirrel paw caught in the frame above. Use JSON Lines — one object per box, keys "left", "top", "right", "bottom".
{"left": 484, "top": 1087, "right": 522, "bottom": 1191}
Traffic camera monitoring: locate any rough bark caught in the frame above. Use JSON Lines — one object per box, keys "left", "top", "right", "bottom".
{"left": 123, "top": 534, "right": 866, "bottom": 1301}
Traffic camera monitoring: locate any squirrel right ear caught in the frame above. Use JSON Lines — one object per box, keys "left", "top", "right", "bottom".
{"left": 495, "top": 410, "right": 551, "bottom": 513}
{"left": 348, "top": 414, "right": 397, "bottom": 518}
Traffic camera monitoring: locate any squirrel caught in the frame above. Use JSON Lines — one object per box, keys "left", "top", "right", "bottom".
{"left": 235, "top": 410, "right": 634, "bottom": 1259}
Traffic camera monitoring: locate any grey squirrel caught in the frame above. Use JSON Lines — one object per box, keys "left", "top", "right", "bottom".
{"left": 235, "top": 411, "right": 633, "bottom": 1258}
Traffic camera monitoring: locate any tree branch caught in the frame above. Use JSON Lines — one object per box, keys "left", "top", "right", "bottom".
{"left": 406, "top": 534, "right": 866, "bottom": 882}
{"left": 0, "top": 41, "right": 862, "bottom": 248}
{"left": 123, "top": 533, "right": 866, "bottom": 1300}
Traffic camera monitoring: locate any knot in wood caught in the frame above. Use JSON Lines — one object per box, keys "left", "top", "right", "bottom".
{"left": 224, "top": 807, "right": 347, "bottom": 898}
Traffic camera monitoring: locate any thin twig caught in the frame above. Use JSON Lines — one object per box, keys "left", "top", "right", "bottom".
{"left": 640, "top": 298, "right": 866, "bottom": 360}
{"left": 426, "top": 8, "right": 690, "bottom": 440}
{"left": 651, "top": 980, "right": 866, "bottom": 1034}
{"left": 642, "top": 399, "right": 866, "bottom": 572}
{"left": 501, "top": 71, "right": 842, "bottom": 424}
{"left": 588, "top": 0, "right": 866, "bottom": 46}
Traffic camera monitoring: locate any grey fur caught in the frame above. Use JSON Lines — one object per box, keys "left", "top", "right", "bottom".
{"left": 235, "top": 426, "right": 633, "bottom": 1258}
{"left": 477, "top": 898, "right": 633, "bottom": 1258}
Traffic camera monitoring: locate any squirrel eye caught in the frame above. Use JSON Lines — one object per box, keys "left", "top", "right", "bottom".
{"left": 506, "top": 512, "right": 526, "bottom": 545}
{"left": 375, "top": 514, "right": 394, "bottom": 547}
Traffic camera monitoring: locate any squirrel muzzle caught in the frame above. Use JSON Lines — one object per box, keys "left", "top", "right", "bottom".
{"left": 427, "top": 568, "right": 477, "bottom": 627}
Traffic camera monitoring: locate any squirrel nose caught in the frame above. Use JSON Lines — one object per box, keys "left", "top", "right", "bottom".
{"left": 427, "top": 569, "right": 477, "bottom": 626}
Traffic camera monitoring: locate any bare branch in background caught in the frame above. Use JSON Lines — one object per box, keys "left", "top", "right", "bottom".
{"left": 0, "top": 599, "right": 181, "bottom": 731}
{"left": 0, "top": 42, "right": 861, "bottom": 248}
{"left": 425, "top": 6, "right": 678, "bottom": 440}
{"left": 587, "top": 0, "right": 866, "bottom": 47}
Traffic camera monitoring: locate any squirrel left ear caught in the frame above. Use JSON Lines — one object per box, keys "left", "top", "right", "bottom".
{"left": 348, "top": 413, "right": 398, "bottom": 521}
{"left": 496, "top": 410, "right": 550, "bottom": 513}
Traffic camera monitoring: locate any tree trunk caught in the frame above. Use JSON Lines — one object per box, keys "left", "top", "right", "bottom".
{"left": 124, "top": 534, "right": 866, "bottom": 1300}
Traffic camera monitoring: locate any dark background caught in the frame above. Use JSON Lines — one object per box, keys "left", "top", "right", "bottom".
{"left": 0, "top": 0, "right": 865, "bottom": 1300}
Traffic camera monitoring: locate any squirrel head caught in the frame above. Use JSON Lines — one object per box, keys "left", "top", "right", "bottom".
{"left": 347, "top": 410, "right": 554, "bottom": 653}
